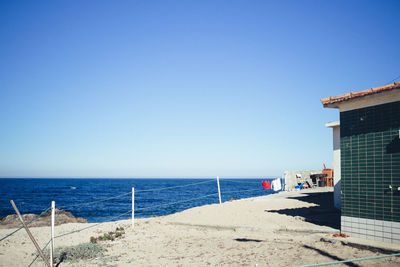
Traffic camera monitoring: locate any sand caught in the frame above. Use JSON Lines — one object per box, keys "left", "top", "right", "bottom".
{"left": 1, "top": 188, "right": 400, "bottom": 266}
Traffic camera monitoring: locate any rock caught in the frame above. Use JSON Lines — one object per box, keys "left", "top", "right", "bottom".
{"left": 294, "top": 216, "right": 306, "bottom": 221}
{"left": 0, "top": 209, "right": 87, "bottom": 229}
{"left": 320, "top": 237, "right": 329, "bottom": 243}
{"left": 320, "top": 237, "right": 341, "bottom": 245}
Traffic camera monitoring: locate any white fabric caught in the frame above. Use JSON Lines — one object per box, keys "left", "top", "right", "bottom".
{"left": 272, "top": 178, "right": 282, "bottom": 191}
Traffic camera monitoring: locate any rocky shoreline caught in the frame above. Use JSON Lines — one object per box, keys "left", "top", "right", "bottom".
{"left": 0, "top": 209, "right": 87, "bottom": 229}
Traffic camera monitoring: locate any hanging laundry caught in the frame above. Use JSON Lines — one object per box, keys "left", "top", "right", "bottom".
{"left": 261, "top": 181, "right": 271, "bottom": 190}
{"left": 271, "top": 178, "right": 282, "bottom": 191}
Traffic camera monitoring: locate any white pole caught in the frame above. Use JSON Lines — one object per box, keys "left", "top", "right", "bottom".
{"left": 217, "top": 176, "right": 222, "bottom": 204}
{"left": 132, "top": 187, "right": 135, "bottom": 227}
{"left": 50, "top": 201, "right": 55, "bottom": 267}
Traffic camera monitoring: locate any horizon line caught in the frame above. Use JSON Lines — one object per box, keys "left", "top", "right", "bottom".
{"left": 0, "top": 176, "right": 280, "bottom": 179}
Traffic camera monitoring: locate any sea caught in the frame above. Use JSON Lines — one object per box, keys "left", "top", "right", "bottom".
{"left": 0, "top": 178, "right": 282, "bottom": 223}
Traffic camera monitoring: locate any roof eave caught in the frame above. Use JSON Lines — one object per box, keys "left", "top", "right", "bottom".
{"left": 321, "top": 82, "right": 400, "bottom": 107}
{"left": 322, "top": 102, "right": 340, "bottom": 109}
{"left": 325, "top": 121, "right": 340, "bottom": 127}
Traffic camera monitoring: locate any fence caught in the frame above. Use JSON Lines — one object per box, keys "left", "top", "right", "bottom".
{"left": 3, "top": 177, "right": 399, "bottom": 266}
{"left": 1, "top": 177, "right": 282, "bottom": 266}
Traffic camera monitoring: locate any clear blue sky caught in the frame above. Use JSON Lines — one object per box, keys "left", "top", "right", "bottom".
{"left": 0, "top": 0, "right": 399, "bottom": 178}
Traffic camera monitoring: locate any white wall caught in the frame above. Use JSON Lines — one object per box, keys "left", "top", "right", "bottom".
{"left": 332, "top": 125, "right": 341, "bottom": 209}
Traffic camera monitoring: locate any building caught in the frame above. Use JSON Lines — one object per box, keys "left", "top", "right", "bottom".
{"left": 321, "top": 82, "right": 400, "bottom": 244}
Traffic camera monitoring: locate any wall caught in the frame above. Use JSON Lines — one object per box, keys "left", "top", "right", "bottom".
{"left": 326, "top": 122, "right": 341, "bottom": 209}
{"left": 333, "top": 125, "right": 341, "bottom": 209}
{"left": 340, "top": 100, "right": 400, "bottom": 244}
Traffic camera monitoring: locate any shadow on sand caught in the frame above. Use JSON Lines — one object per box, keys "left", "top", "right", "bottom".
{"left": 234, "top": 238, "right": 262, "bottom": 243}
{"left": 266, "top": 191, "right": 341, "bottom": 229}
{"left": 303, "top": 244, "right": 361, "bottom": 267}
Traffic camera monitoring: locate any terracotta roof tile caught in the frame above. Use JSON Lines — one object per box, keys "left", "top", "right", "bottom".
{"left": 321, "top": 81, "right": 400, "bottom": 106}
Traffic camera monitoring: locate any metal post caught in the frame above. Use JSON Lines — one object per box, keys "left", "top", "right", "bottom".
{"left": 217, "top": 176, "right": 222, "bottom": 204}
{"left": 132, "top": 187, "right": 135, "bottom": 227}
{"left": 50, "top": 201, "right": 55, "bottom": 267}
{"left": 10, "top": 200, "right": 51, "bottom": 267}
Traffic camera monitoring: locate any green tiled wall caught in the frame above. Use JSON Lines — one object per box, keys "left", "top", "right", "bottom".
{"left": 340, "top": 101, "right": 400, "bottom": 222}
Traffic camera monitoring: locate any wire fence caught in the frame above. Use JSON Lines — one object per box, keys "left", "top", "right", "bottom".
{"left": 53, "top": 192, "right": 220, "bottom": 241}
{"left": 221, "top": 179, "right": 264, "bottom": 184}
{"left": 0, "top": 178, "right": 278, "bottom": 242}
{"left": 55, "top": 179, "right": 217, "bottom": 210}
{"left": 7, "top": 176, "right": 399, "bottom": 267}
{"left": 1, "top": 178, "right": 284, "bottom": 266}
{"left": 28, "top": 238, "right": 51, "bottom": 267}
{"left": 0, "top": 206, "right": 51, "bottom": 242}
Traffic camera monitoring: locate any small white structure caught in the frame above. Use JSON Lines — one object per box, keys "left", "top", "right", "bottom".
{"left": 284, "top": 170, "right": 322, "bottom": 189}
{"left": 325, "top": 121, "right": 341, "bottom": 209}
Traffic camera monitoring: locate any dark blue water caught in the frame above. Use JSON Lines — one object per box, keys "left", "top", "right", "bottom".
{"left": 0, "top": 178, "right": 282, "bottom": 223}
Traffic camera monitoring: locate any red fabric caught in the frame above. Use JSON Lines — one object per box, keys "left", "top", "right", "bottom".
{"left": 261, "top": 181, "right": 271, "bottom": 190}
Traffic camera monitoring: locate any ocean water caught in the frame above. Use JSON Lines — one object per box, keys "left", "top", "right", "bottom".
{"left": 0, "top": 178, "right": 282, "bottom": 223}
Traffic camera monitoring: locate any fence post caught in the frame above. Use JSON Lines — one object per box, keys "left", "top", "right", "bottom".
{"left": 10, "top": 200, "right": 51, "bottom": 267}
{"left": 50, "top": 201, "right": 55, "bottom": 267}
{"left": 132, "top": 187, "right": 135, "bottom": 227}
{"left": 217, "top": 176, "right": 222, "bottom": 204}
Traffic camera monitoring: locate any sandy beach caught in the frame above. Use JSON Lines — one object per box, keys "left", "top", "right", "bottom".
{"left": 1, "top": 188, "right": 400, "bottom": 267}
